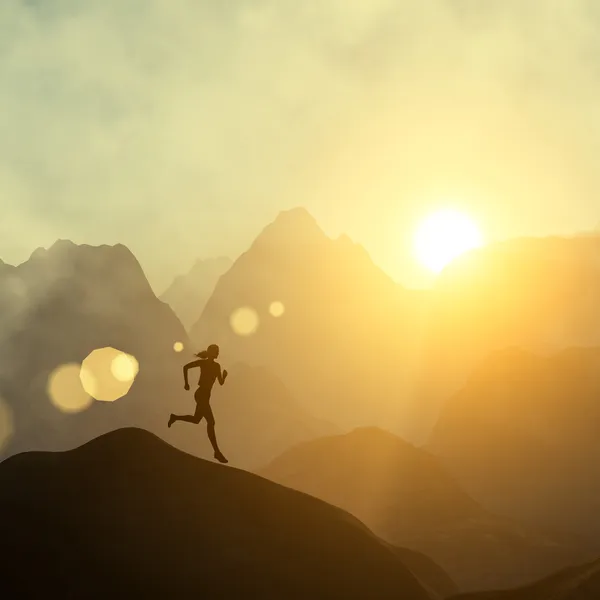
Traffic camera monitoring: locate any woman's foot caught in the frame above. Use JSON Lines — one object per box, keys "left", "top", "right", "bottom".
{"left": 168, "top": 414, "right": 176, "bottom": 428}
{"left": 214, "top": 451, "right": 228, "bottom": 464}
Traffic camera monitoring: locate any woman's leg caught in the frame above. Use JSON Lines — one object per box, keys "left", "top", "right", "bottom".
{"left": 168, "top": 402, "right": 205, "bottom": 427}
{"left": 204, "top": 406, "right": 228, "bottom": 464}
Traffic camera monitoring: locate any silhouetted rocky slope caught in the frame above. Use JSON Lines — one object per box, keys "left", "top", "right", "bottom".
{"left": 0, "top": 427, "right": 441, "bottom": 599}
{"left": 450, "top": 557, "right": 600, "bottom": 599}
{"left": 259, "top": 427, "right": 592, "bottom": 592}
{"left": 428, "top": 347, "right": 600, "bottom": 544}
{"left": 161, "top": 256, "right": 232, "bottom": 330}
{"left": 190, "top": 207, "right": 430, "bottom": 439}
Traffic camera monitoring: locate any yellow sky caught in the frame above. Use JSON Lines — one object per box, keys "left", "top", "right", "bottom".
{"left": 0, "top": 1, "right": 599, "bottom": 291}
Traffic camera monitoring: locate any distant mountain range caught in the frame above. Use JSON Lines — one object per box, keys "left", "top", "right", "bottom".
{"left": 190, "top": 207, "right": 430, "bottom": 439}
{"left": 0, "top": 240, "right": 330, "bottom": 470}
{"left": 4, "top": 214, "right": 600, "bottom": 464}
{"left": 2, "top": 215, "right": 600, "bottom": 596}
{"left": 182, "top": 214, "right": 600, "bottom": 444}
{"left": 0, "top": 239, "right": 188, "bottom": 455}
{"left": 428, "top": 346, "right": 600, "bottom": 544}
{"left": 0, "top": 427, "right": 450, "bottom": 599}
{"left": 259, "top": 427, "right": 592, "bottom": 592}
{"left": 416, "top": 234, "right": 600, "bottom": 431}
{"left": 160, "top": 256, "right": 232, "bottom": 330}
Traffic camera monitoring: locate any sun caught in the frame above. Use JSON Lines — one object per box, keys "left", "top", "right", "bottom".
{"left": 414, "top": 209, "right": 483, "bottom": 273}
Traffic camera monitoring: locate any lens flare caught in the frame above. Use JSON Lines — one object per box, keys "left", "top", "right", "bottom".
{"left": 269, "top": 301, "right": 285, "bottom": 317}
{"left": 230, "top": 306, "right": 259, "bottom": 336}
{"left": 79, "top": 365, "right": 99, "bottom": 399}
{"left": 47, "top": 363, "right": 94, "bottom": 413}
{"left": 82, "top": 347, "right": 138, "bottom": 402}
{"left": 111, "top": 352, "right": 139, "bottom": 383}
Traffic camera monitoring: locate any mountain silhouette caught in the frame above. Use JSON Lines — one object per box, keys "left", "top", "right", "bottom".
{"left": 0, "top": 240, "right": 334, "bottom": 470}
{"left": 161, "top": 256, "right": 232, "bottom": 330}
{"left": 416, "top": 234, "right": 600, "bottom": 433}
{"left": 167, "top": 362, "right": 339, "bottom": 470}
{"left": 428, "top": 346, "right": 600, "bottom": 544}
{"left": 0, "top": 240, "right": 190, "bottom": 456}
{"left": 190, "top": 207, "right": 429, "bottom": 439}
{"left": 0, "top": 427, "right": 442, "bottom": 599}
{"left": 450, "top": 557, "right": 600, "bottom": 599}
{"left": 259, "top": 427, "right": 592, "bottom": 592}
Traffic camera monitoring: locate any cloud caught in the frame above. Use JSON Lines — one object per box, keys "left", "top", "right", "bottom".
{"left": 1, "top": 1, "right": 600, "bottom": 290}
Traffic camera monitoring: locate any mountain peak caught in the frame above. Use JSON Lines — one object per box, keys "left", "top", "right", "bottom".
{"left": 10, "top": 240, "right": 159, "bottom": 315}
{"left": 274, "top": 206, "right": 319, "bottom": 225}
{"left": 188, "top": 256, "right": 232, "bottom": 278}
{"left": 49, "top": 238, "right": 77, "bottom": 251}
{"left": 160, "top": 256, "right": 234, "bottom": 328}
{"left": 28, "top": 240, "right": 137, "bottom": 263}
{"left": 253, "top": 207, "right": 326, "bottom": 249}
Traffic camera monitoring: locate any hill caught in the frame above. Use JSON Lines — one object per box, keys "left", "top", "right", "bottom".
{"left": 450, "top": 558, "right": 600, "bottom": 599}
{"left": 428, "top": 346, "right": 600, "bottom": 543}
{"left": 259, "top": 427, "right": 592, "bottom": 592}
{"left": 0, "top": 427, "right": 442, "bottom": 599}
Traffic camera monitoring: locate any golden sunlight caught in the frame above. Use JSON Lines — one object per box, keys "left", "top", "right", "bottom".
{"left": 413, "top": 209, "right": 483, "bottom": 273}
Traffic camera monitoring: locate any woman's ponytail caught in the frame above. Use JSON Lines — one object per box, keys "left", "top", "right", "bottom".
{"left": 196, "top": 344, "right": 219, "bottom": 359}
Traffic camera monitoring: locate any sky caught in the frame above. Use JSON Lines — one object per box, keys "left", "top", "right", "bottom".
{"left": 1, "top": 0, "right": 600, "bottom": 293}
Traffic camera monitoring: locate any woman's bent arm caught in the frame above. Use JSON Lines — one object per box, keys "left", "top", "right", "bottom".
{"left": 183, "top": 360, "right": 202, "bottom": 388}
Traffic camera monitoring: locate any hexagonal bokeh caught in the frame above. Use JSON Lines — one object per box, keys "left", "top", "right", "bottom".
{"left": 81, "top": 347, "right": 139, "bottom": 402}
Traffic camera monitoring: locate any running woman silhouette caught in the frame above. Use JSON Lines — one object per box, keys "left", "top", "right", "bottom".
{"left": 168, "top": 343, "right": 229, "bottom": 464}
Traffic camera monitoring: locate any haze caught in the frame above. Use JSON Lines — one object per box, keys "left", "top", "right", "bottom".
{"left": 1, "top": 0, "right": 600, "bottom": 292}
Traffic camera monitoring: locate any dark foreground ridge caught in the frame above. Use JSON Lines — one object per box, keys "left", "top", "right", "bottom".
{"left": 0, "top": 427, "right": 443, "bottom": 599}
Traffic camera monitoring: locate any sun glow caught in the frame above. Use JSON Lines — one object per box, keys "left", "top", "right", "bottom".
{"left": 414, "top": 209, "right": 483, "bottom": 273}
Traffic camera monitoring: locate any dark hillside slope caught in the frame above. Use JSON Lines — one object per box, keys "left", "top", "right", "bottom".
{"left": 0, "top": 428, "right": 435, "bottom": 599}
